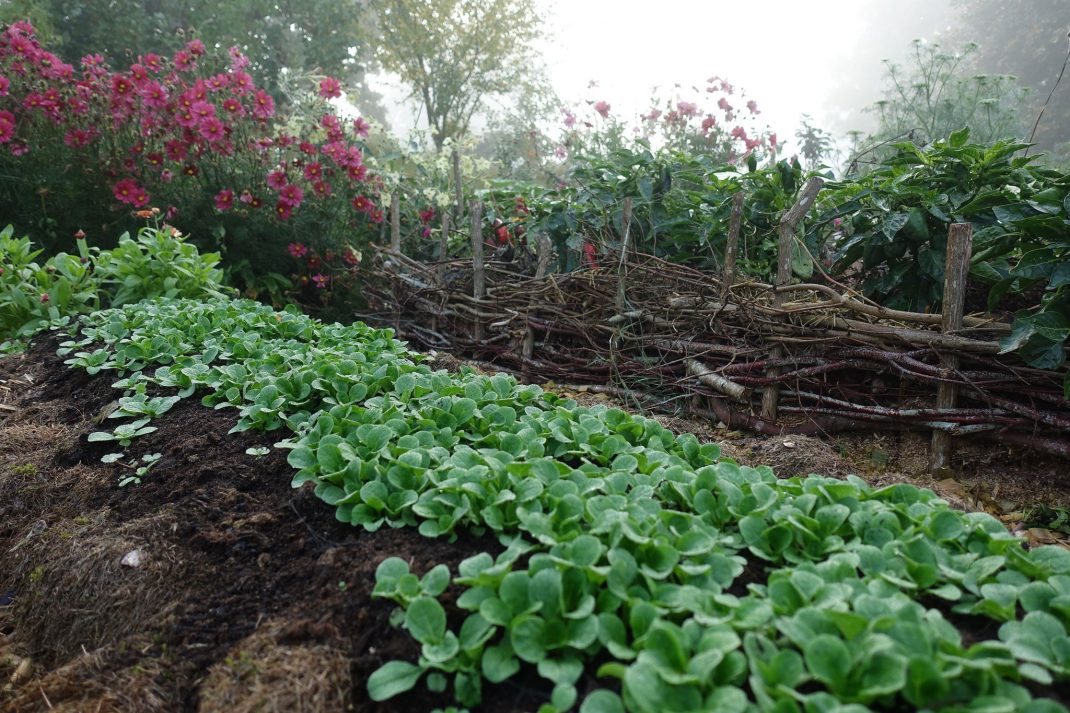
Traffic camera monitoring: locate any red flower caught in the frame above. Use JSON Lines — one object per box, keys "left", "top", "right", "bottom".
{"left": 140, "top": 80, "right": 168, "bottom": 109}
{"left": 274, "top": 200, "right": 292, "bottom": 220}
{"left": 303, "top": 162, "right": 323, "bottom": 181}
{"left": 112, "top": 178, "right": 143, "bottom": 204}
{"left": 582, "top": 241, "right": 598, "bottom": 268}
{"left": 198, "top": 116, "right": 226, "bottom": 143}
{"left": 251, "top": 90, "right": 274, "bottom": 119}
{"left": 221, "top": 97, "right": 243, "bottom": 115}
{"left": 230, "top": 71, "right": 254, "bottom": 95}
{"left": 351, "top": 195, "right": 370, "bottom": 212}
{"left": 266, "top": 170, "right": 288, "bottom": 190}
{"left": 214, "top": 188, "right": 234, "bottom": 211}
{"left": 278, "top": 183, "right": 304, "bottom": 208}
{"left": 318, "top": 77, "right": 342, "bottom": 99}
{"left": 165, "top": 140, "right": 188, "bottom": 161}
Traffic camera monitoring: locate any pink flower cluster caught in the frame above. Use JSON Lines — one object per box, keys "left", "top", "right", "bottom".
{"left": 0, "top": 22, "right": 384, "bottom": 232}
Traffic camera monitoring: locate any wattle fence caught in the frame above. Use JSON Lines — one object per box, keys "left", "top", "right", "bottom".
{"left": 356, "top": 184, "right": 1070, "bottom": 466}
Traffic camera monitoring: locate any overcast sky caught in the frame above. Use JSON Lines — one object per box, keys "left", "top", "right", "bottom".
{"left": 366, "top": 0, "right": 959, "bottom": 156}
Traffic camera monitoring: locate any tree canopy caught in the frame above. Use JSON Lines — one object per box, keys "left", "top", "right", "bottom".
{"left": 369, "top": 0, "right": 544, "bottom": 150}
{"left": 0, "top": 0, "right": 375, "bottom": 97}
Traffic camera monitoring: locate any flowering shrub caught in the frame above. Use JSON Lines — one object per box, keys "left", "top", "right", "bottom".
{"left": 0, "top": 21, "right": 384, "bottom": 299}
{"left": 557, "top": 76, "right": 777, "bottom": 166}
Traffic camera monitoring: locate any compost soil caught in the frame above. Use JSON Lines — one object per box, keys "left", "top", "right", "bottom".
{"left": 0, "top": 336, "right": 542, "bottom": 713}
{"left": 1, "top": 336, "right": 1068, "bottom": 712}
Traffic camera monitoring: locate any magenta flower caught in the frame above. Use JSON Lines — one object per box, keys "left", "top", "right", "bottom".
{"left": 701, "top": 115, "right": 716, "bottom": 133}
{"left": 186, "top": 38, "right": 206, "bottom": 56}
{"left": 214, "top": 188, "right": 234, "bottom": 211}
{"left": 278, "top": 183, "right": 304, "bottom": 208}
{"left": 221, "top": 97, "right": 244, "bottom": 115}
{"left": 303, "top": 162, "right": 323, "bottom": 181}
{"left": 769, "top": 133, "right": 777, "bottom": 147}
{"left": 287, "top": 242, "right": 309, "bottom": 258}
{"left": 353, "top": 116, "right": 371, "bottom": 137}
{"left": 676, "top": 101, "right": 698, "bottom": 117}
{"left": 251, "top": 89, "right": 275, "bottom": 119}
{"left": 198, "top": 116, "right": 225, "bottom": 143}
{"left": 747, "top": 99, "right": 759, "bottom": 114}
{"left": 173, "top": 50, "right": 195, "bottom": 72}
{"left": 563, "top": 111, "right": 576, "bottom": 128}
{"left": 266, "top": 170, "right": 288, "bottom": 190}
{"left": 274, "top": 200, "right": 293, "bottom": 221}
{"left": 230, "top": 71, "right": 254, "bottom": 95}
{"left": 594, "top": 100, "right": 610, "bottom": 118}
{"left": 191, "top": 100, "right": 216, "bottom": 121}
{"left": 318, "top": 76, "right": 342, "bottom": 99}
{"left": 312, "top": 273, "right": 329, "bottom": 289}
{"left": 113, "top": 178, "right": 149, "bottom": 207}
{"left": 140, "top": 80, "right": 168, "bottom": 109}
{"left": 0, "top": 76, "right": 10, "bottom": 96}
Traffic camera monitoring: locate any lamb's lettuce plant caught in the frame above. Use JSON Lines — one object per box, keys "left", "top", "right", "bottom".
{"left": 52, "top": 296, "right": 1070, "bottom": 713}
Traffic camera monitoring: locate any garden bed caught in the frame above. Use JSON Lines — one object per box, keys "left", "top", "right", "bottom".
{"left": 1, "top": 331, "right": 1068, "bottom": 711}
{"left": 0, "top": 336, "right": 538, "bottom": 712}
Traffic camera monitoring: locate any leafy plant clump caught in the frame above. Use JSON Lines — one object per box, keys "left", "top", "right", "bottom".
{"left": 817, "top": 130, "right": 1070, "bottom": 373}
{"left": 53, "top": 296, "right": 1070, "bottom": 713}
{"left": 0, "top": 222, "right": 228, "bottom": 347}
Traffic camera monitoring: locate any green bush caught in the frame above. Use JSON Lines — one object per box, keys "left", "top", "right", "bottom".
{"left": 0, "top": 223, "right": 228, "bottom": 345}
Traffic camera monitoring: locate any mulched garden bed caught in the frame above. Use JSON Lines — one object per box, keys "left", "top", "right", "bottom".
{"left": 0, "top": 337, "right": 539, "bottom": 712}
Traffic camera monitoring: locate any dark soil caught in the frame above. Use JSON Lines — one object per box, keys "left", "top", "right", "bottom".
{"left": 0, "top": 336, "right": 542, "bottom": 713}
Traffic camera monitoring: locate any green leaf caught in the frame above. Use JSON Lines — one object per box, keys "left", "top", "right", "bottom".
{"left": 405, "top": 597, "right": 446, "bottom": 644}
{"left": 482, "top": 642, "right": 521, "bottom": 683}
{"left": 804, "top": 635, "right": 851, "bottom": 691}
{"left": 949, "top": 127, "right": 970, "bottom": 148}
{"left": 579, "top": 690, "right": 625, "bottom": 713}
{"left": 367, "top": 660, "right": 423, "bottom": 701}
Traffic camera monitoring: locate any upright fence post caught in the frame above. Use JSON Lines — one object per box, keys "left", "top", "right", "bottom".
{"left": 931, "top": 222, "right": 974, "bottom": 473}
{"left": 470, "top": 200, "right": 485, "bottom": 343}
{"left": 389, "top": 193, "right": 400, "bottom": 252}
{"left": 432, "top": 212, "right": 451, "bottom": 334}
{"left": 760, "top": 177, "right": 825, "bottom": 423}
{"left": 437, "top": 212, "right": 450, "bottom": 278}
{"left": 721, "top": 192, "right": 745, "bottom": 298}
{"left": 521, "top": 235, "right": 552, "bottom": 376}
{"left": 614, "top": 197, "right": 635, "bottom": 312}
{"left": 452, "top": 149, "right": 464, "bottom": 227}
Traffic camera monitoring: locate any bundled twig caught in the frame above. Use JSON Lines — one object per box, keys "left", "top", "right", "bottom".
{"left": 359, "top": 246, "right": 1070, "bottom": 458}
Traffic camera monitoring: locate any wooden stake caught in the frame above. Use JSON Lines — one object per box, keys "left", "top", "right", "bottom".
{"left": 522, "top": 235, "right": 552, "bottom": 367}
{"left": 452, "top": 149, "right": 463, "bottom": 226}
{"left": 614, "top": 197, "right": 634, "bottom": 311}
{"left": 931, "top": 222, "right": 974, "bottom": 473}
{"left": 432, "top": 212, "right": 451, "bottom": 334}
{"left": 761, "top": 177, "right": 825, "bottom": 422}
{"left": 437, "top": 212, "right": 450, "bottom": 280}
{"left": 470, "top": 200, "right": 484, "bottom": 343}
{"left": 722, "top": 192, "right": 744, "bottom": 296}
{"left": 389, "top": 193, "right": 400, "bottom": 252}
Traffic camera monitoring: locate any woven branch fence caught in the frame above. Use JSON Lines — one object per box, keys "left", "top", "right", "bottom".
{"left": 357, "top": 184, "right": 1070, "bottom": 466}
